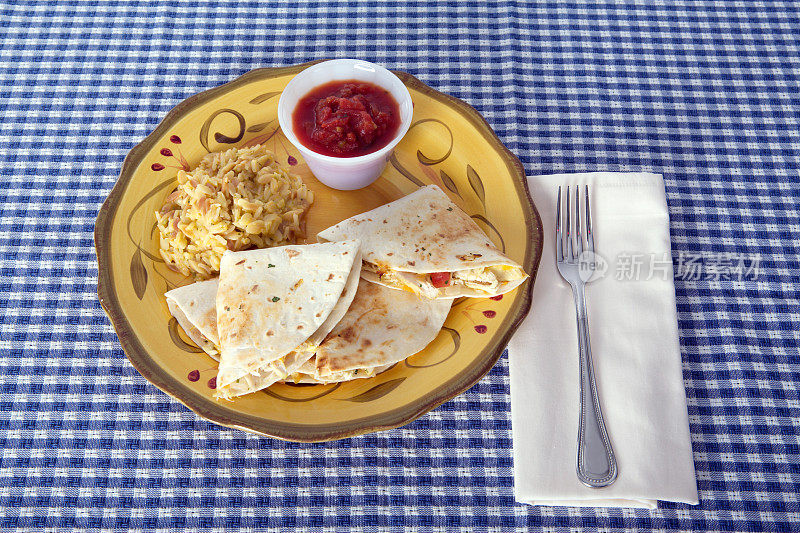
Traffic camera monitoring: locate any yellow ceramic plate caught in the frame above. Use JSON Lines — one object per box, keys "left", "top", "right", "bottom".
{"left": 95, "top": 62, "right": 543, "bottom": 442}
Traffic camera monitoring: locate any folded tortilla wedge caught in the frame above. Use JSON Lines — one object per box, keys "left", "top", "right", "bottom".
{"left": 311, "top": 279, "right": 452, "bottom": 379}
{"left": 165, "top": 278, "right": 220, "bottom": 360}
{"left": 215, "top": 240, "right": 362, "bottom": 398}
{"left": 164, "top": 278, "right": 368, "bottom": 387}
{"left": 317, "top": 185, "right": 528, "bottom": 298}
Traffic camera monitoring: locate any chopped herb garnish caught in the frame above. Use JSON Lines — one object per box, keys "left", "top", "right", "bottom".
{"left": 447, "top": 207, "right": 453, "bottom": 211}
{"left": 268, "top": 264, "right": 275, "bottom": 268}
{"left": 272, "top": 296, "right": 280, "bottom": 302}
{"left": 421, "top": 247, "right": 426, "bottom": 251}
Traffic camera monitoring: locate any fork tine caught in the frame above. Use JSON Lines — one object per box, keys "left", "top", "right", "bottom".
{"left": 556, "top": 186, "right": 562, "bottom": 262}
{"left": 575, "top": 186, "right": 583, "bottom": 257}
{"left": 566, "top": 186, "right": 573, "bottom": 260}
{"left": 585, "top": 185, "right": 594, "bottom": 254}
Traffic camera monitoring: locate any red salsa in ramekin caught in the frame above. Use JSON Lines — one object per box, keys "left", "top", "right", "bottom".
{"left": 292, "top": 80, "right": 401, "bottom": 157}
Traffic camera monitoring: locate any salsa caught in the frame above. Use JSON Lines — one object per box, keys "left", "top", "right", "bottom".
{"left": 292, "top": 80, "right": 401, "bottom": 157}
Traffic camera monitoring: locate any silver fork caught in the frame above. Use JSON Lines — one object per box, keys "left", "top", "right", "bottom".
{"left": 556, "top": 185, "right": 618, "bottom": 488}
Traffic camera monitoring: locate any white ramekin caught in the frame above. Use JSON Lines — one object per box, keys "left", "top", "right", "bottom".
{"left": 277, "top": 59, "right": 413, "bottom": 190}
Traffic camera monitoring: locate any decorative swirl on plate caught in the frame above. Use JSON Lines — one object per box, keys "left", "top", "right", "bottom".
{"left": 125, "top": 176, "right": 175, "bottom": 262}
{"left": 245, "top": 124, "right": 285, "bottom": 149}
{"left": 249, "top": 91, "right": 281, "bottom": 105}
{"left": 389, "top": 153, "right": 425, "bottom": 187}
{"left": 125, "top": 177, "right": 180, "bottom": 299}
{"left": 150, "top": 262, "right": 179, "bottom": 293}
{"left": 411, "top": 119, "right": 453, "bottom": 165}
{"left": 405, "top": 327, "right": 461, "bottom": 368}
{"left": 466, "top": 164, "right": 485, "bottom": 210}
{"left": 471, "top": 214, "right": 506, "bottom": 253}
{"left": 263, "top": 382, "right": 342, "bottom": 402}
{"left": 439, "top": 170, "right": 461, "bottom": 198}
{"left": 167, "top": 317, "right": 203, "bottom": 353}
{"left": 130, "top": 247, "right": 148, "bottom": 300}
{"left": 342, "top": 377, "right": 406, "bottom": 402}
{"left": 246, "top": 120, "right": 274, "bottom": 133}
{"left": 199, "top": 109, "right": 246, "bottom": 153}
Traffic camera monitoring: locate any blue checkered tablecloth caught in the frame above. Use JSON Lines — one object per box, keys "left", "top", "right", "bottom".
{"left": 1, "top": 0, "right": 799, "bottom": 531}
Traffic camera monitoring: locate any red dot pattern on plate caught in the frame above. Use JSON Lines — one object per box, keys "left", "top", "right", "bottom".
{"left": 489, "top": 295, "right": 503, "bottom": 301}
{"left": 160, "top": 148, "right": 173, "bottom": 157}
{"left": 207, "top": 377, "right": 217, "bottom": 389}
{"left": 474, "top": 325, "right": 487, "bottom": 334}
{"left": 151, "top": 163, "right": 165, "bottom": 171}
{"left": 187, "top": 370, "right": 200, "bottom": 382}
{"left": 483, "top": 310, "right": 496, "bottom": 318}
{"left": 170, "top": 135, "right": 182, "bottom": 144}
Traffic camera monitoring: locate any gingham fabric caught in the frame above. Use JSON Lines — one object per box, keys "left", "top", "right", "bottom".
{"left": 0, "top": 0, "right": 798, "bottom": 531}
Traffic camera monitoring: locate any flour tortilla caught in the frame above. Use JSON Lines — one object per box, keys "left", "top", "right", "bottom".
{"left": 284, "top": 364, "right": 395, "bottom": 384}
{"left": 317, "top": 185, "right": 528, "bottom": 298}
{"left": 165, "top": 278, "right": 220, "bottom": 360}
{"left": 314, "top": 279, "right": 452, "bottom": 377}
{"left": 282, "top": 359, "right": 395, "bottom": 384}
{"left": 218, "top": 249, "right": 363, "bottom": 398}
{"left": 215, "top": 240, "right": 362, "bottom": 398}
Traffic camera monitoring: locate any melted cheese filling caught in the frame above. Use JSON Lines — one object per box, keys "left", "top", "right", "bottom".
{"left": 363, "top": 261, "right": 524, "bottom": 296}
{"left": 287, "top": 366, "right": 381, "bottom": 384}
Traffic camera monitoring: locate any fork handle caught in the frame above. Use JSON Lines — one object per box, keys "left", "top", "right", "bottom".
{"left": 572, "top": 284, "right": 618, "bottom": 488}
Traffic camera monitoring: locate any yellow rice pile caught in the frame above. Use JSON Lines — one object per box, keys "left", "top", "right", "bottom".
{"left": 155, "top": 144, "right": 313, "bottom": 279}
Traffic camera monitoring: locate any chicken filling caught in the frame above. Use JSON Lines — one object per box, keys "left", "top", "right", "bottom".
{"left": 287, "top": 366, "right": 382, "bottom": 384}
{"left": 363, "top": 261, "right": 524, "bottom": 296}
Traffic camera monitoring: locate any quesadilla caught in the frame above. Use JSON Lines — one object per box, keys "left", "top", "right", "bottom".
{"left": 317, "top": 185, "right": 528, "bottom": 299}
{"left": 165, "top": 278, "right": 220, "bottom": 360}
{"left": 313, "top": 279, "right": 452, "bottom": 378}
{"left": 164, "top": 279, "right": 372, "bottom": 386}
{"left": 215, "top": 240, "right": 362, "bottom": 398}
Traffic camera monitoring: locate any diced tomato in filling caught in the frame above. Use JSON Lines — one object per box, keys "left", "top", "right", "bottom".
{"left": 429, "top": 272, "right": 451, "bottom": 288}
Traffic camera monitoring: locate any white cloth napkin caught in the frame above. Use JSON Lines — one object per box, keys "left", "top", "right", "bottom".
{"left": 509, "top": 172, "right": 698, "bottom": 509}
